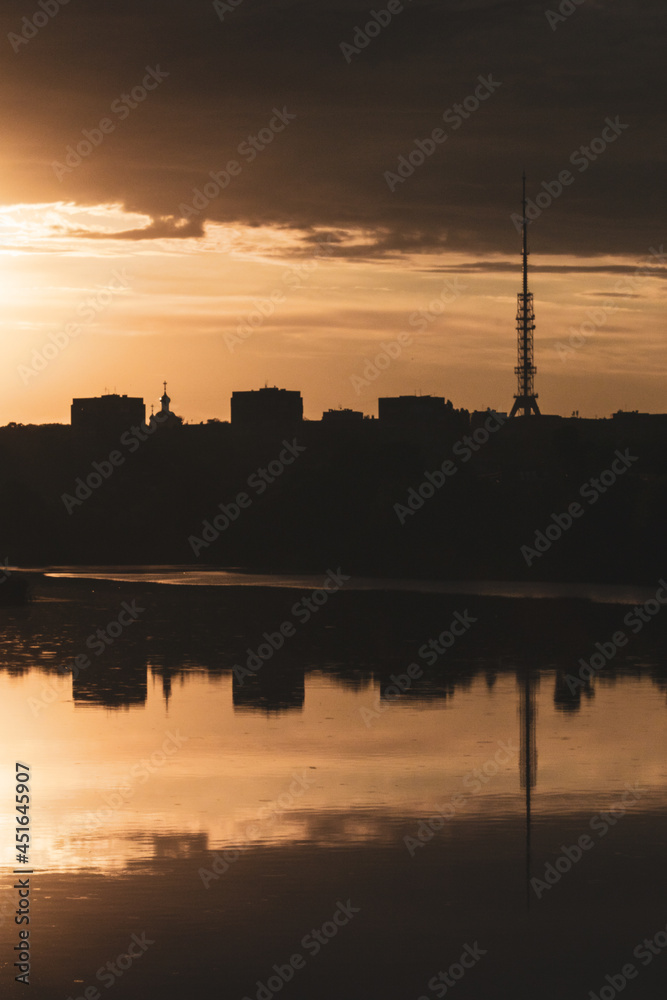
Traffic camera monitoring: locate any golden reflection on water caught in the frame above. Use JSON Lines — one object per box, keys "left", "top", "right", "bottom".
{"left": 0, "top": 670, "right": 665, "bottom": 874}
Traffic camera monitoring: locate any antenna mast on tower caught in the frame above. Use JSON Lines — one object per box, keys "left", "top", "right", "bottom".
{"left": 510, "top": 173, "right": 541, "bottom": 417}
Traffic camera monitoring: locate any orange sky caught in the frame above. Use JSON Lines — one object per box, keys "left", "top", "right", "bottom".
{"left": 0, "top": 202, "right": 664, "bottom": 424}
{"left": 0, "top": 0, "right": 664, "bottom": 424}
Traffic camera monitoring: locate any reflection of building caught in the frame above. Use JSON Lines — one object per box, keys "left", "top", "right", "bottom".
{"left": 231, "top": 387, "right": 303, "bottom": 428}
{"left": 232, "top": 664, "right": 305, "bottom": 713}
{"left": 73, "top": 661, "right": 147, "bottom": 709}
{"left": 153, "top": 833, "right": 208, "bottom": 859}
{"left": 149, "top": 663, "right": 188, "bottom": 710}
{"left": 71, "top": 393, "right": 145, "bottom": 436}
{"left": 553, "top": 669, "right": 593, "bottom": 712}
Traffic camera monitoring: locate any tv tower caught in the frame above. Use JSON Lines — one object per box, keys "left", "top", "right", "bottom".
{"left": 509, "top": 173, "right": 541, "bottom": 417}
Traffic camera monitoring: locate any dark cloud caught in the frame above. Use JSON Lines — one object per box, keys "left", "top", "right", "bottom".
{"left": 424, "top": 261, "right": 667, "bottom": 277}
{"left": 0, "top": 0, "right": 663, "bottom": 259}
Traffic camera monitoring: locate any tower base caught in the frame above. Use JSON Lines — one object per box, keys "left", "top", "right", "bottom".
{"left": 510, "top": 395, "right": 541, "bottom": 418}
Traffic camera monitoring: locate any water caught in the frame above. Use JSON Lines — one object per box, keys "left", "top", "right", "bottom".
{"left": 1, "top": 573, "right": 665, "bottom": 999}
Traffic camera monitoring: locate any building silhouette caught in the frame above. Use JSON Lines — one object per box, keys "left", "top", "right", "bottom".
{"left": 378, "top": 395, "right": 449, "bottom": 424}
{"left": 155, "top": 381, "right": 183, "bottom": 428}
{"left": 231, "top": 387, "right": 303, "bottom": 428}
{"left": 71, "top": 393, "right": 145, "bottom": 436}
{"left": 321, "top": 408, "right": 364, "bottom": 425}
{"left": 471, "top": 409, "right": 507, "bottom": 429}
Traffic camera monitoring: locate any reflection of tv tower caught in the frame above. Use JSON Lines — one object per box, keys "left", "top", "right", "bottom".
{"left": 510, "top": 173, "right": 541, "bottom": 417}
{"left": 520, "top": 666, "right": 538, "bottom": 907}
{"left": 520, "top": 668, "right": 537, "bottom": 792}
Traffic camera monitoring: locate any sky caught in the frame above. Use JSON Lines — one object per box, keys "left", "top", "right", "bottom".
{"left": 0, "top": 0, "right": 664, "bottom": 423}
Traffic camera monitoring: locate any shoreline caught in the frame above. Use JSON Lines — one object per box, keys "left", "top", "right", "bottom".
{"left": 11, "top": 566, "right": 665, "bottom": 607}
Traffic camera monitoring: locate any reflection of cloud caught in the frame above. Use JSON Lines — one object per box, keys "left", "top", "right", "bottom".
{"left": 16, "top": 792, "right": 667, "bottom": 875}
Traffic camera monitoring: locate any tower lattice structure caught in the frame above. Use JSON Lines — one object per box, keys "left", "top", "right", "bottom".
{"left": 510, "top": 174, "right": 541, "bottom": 418}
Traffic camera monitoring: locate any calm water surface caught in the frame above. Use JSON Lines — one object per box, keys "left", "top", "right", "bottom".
{"left": 1, "top": 573, "right": 665, "bottom": 999}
